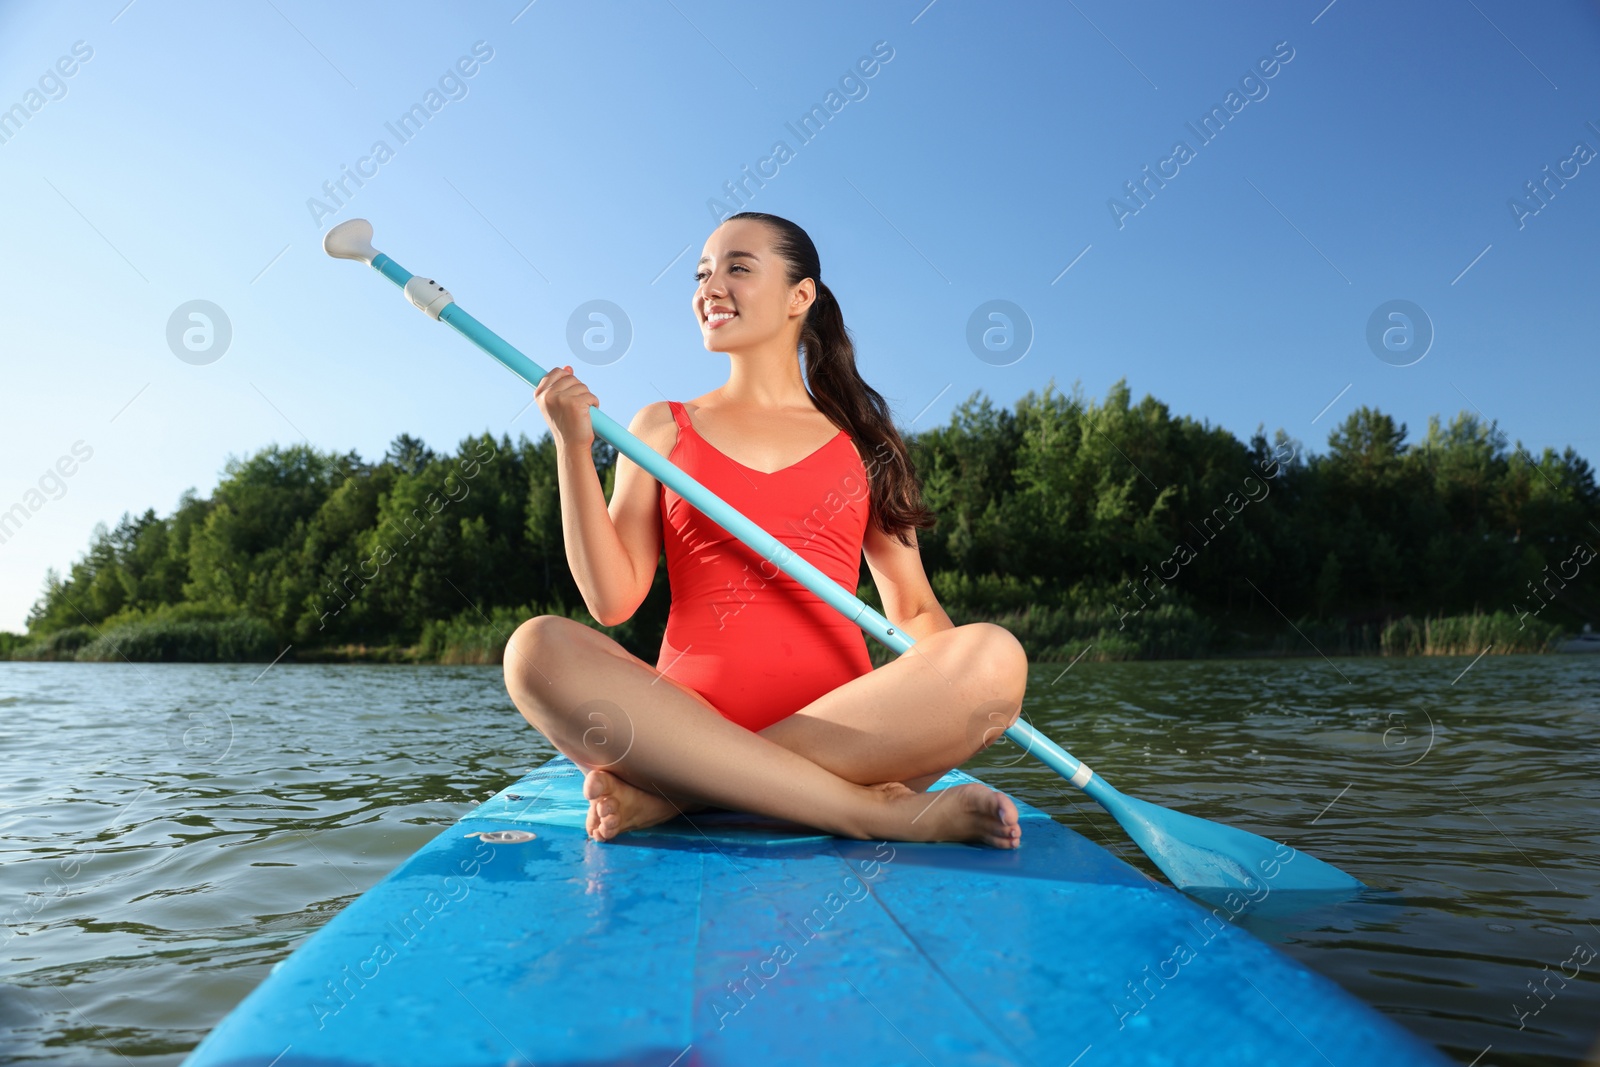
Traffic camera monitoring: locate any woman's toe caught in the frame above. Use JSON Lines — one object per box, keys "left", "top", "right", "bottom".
{"left": 583, "top": 770, "right": 613, "bottom": 801}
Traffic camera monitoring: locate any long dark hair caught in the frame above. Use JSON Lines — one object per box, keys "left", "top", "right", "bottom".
{"left": 726, "top": 211, "right": 935, "bottom": 547}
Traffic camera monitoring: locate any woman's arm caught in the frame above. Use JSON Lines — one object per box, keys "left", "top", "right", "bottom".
{"left": 537, "top": 365, "right": 670, "bottom": 626}
{"left": 862, "top": 521, "right": 954, "bottom": 642}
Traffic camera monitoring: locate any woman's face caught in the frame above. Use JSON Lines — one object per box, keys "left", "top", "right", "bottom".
{"left": 691, "top": 219, "right": 813, "bottom": 352}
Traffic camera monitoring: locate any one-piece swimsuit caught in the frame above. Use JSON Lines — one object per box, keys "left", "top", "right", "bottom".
{"left": 655, "top": 399, "right": 874, "bottom": 731}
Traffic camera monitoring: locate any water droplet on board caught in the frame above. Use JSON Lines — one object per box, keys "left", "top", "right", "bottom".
{"left": 1534, "top": 924, "right": 1573, "bottom": 935}
{"left": 1487, "top": 923, "right": 1514, "bottom": 932}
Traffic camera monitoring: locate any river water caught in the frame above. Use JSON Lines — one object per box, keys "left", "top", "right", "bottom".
{"left": 1, "top": 656, "right": 1596, "bottom": 1065}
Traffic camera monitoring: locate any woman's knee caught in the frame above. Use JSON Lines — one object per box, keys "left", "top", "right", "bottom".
{"left": 939, "top": 624, "right": 1025, "bottom": 757}
{"left": 959, "top": 622, "right": 1029, "bottom": 700}
{"left": 502, "top": 617, "right": 644, "bottom": 744}
{"left": 503, "top": 615, "right": 579, "bottom": 697}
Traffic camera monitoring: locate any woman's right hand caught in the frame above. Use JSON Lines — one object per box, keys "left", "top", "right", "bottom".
{"left": 534, "top": 364, "right": 598, "bottom": 453}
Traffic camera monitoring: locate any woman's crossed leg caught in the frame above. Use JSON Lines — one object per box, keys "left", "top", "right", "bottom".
{"left": 501, "top": 615, "right": 1028, "bottom": 847}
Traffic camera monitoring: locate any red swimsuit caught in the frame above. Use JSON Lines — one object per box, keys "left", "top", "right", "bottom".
{"left": 655, "top": 400, "right": 874, "bottom": 731}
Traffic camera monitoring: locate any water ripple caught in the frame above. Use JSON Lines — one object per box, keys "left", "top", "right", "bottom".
{"left": 1, "top": 657, "right": 1597, "bottom": 1064}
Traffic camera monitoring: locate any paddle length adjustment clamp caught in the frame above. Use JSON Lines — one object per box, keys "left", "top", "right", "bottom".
{"left": 405, "top": 277, "right": 453, "bottom": 319}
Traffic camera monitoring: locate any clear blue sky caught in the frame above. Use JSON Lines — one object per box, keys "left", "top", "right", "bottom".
{"left": 2, "top": 0, "right": 1597, "bottom": 631}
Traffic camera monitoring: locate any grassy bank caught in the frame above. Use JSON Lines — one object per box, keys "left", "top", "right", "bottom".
{"left": 3, "top": 609, "right": 277, "bottom": 663}
{"left": 1247, "top": 611, "right": 1562, "bottom": 659}
{"left": 1376, "top": 612, "right": 1561, "bottom": 655}
{"left": 867, "top": 608, "right": 1561, "bottom": 665}
{"left": 0, "top": 609, "right": 1567, "bottom": 665}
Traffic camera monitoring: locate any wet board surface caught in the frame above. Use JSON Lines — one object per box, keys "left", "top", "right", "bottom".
{"left": 184, "top": 757, "right": 1449, "bottom": 1066}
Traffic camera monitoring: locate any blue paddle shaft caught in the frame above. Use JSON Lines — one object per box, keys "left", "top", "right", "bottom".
{"left": 366, "top": 250, "right": 1073, "bottom": 767}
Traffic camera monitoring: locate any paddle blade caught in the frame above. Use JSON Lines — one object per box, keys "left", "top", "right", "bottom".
{"left": 1100, "top": 790, "right": 1364, "bottom": 894}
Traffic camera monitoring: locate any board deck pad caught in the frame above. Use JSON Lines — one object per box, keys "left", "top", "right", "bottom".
{"left": 185, "top": 758, "right": 1449, "bottom": 1066}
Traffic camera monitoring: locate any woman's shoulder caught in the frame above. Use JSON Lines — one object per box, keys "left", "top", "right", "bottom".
{"left": 626, "top": 400, "right": 681, "bottom": 457}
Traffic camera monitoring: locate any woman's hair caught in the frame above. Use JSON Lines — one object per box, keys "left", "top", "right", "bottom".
{"left": 726, "top": 211, "right": 935, "bottom": 547}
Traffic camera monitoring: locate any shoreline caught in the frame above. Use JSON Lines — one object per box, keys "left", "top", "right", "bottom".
{"left": 1, "top": 606, "right": 1577, "bottom": 666}
{"left": 1, "top": 641, "right": 1577, "bottom": 667}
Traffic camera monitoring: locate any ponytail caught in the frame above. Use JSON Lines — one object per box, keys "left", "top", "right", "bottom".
{"left": 727, "top": 212, "right": 936, "bottom": 547}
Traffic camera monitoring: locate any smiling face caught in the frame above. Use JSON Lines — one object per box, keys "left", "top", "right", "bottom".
{"left": 692, "top": 218, "right": 814, "bottom": 353}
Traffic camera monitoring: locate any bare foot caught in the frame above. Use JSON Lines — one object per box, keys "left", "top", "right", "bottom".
{"left": 583, "top": 772, "right": 1017, "bottom": 848}
{"left": 885, "top": 782, "right": 1021, "bottom": 849}
{"left": 583, "top": 769, "right": 692, "bottom": 842}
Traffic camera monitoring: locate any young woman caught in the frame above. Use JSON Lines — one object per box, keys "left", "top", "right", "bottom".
{"left": 504, "top": 212, "right": 1028, "bottom": 848}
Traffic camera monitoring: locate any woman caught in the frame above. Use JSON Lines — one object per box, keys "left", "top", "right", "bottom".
{"left": 504, "top": 212, "right": 1028, "bottom": 848}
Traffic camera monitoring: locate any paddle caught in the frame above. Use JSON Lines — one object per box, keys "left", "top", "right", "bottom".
{"left": 322, "top": 218, "right": 1362, "bottom": 895}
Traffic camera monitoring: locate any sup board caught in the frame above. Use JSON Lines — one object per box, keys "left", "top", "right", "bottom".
{"left": 184, "top": 757, "right": 1448, "bottom": 1066}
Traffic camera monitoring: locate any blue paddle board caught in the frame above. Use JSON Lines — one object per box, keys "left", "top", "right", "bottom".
{"left": 184, "top": 757, "right": 1448, "bottom": 1066}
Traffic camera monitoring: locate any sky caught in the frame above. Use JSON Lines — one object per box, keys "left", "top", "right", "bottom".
{"left": 1, "top": 0, "right": 1597, "bottom": 632}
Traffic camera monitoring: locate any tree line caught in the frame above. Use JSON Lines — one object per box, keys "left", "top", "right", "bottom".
{"left": 8, "top": 381, "right": 1595, "bottom": 663}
